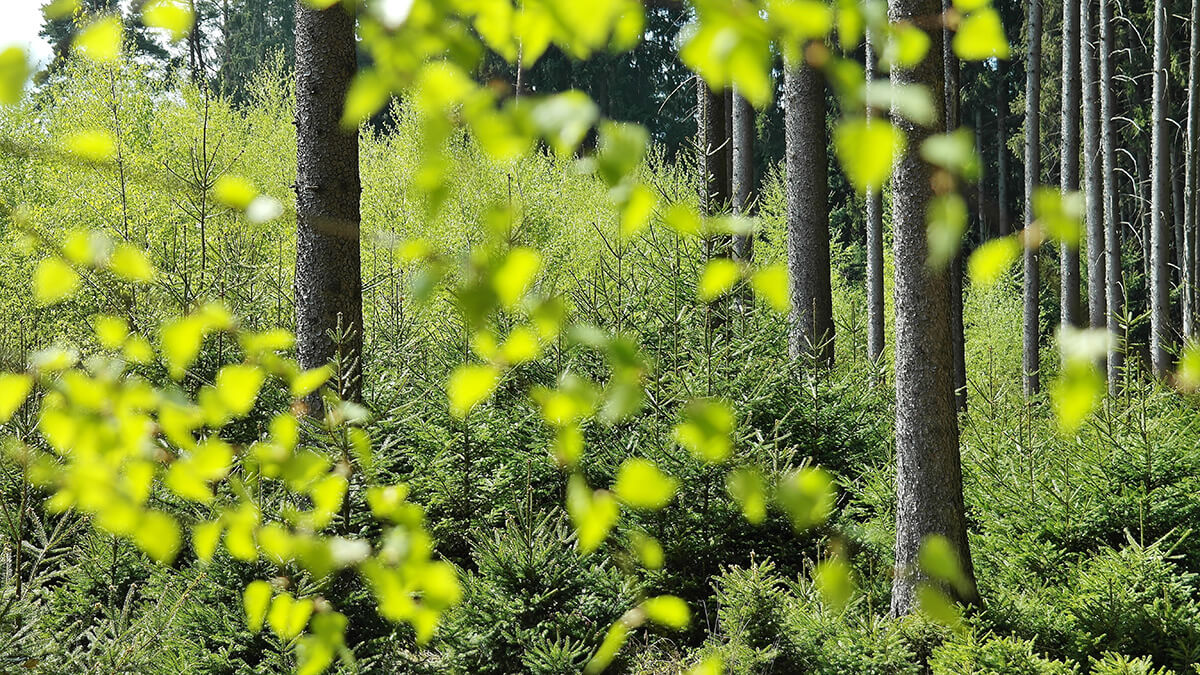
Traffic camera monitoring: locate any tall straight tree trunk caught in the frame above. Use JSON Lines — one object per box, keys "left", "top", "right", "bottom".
{"left": 294, "top": 0, "right": 363, "bottom": 407}
{"left": 866, "top": 35, "right": 886, "bottom": 365}
{"left": 1187, "top": 0, "right": 1200, "bottom": 338}
{"left": 888, "top": 0, "right": 977, "bottom": 615}
{"left": 1100, "top": 0, "right": 1124, "bottom": 391}
{"left": 784, "top": 60, "right": 834, "bottom": 366}
{"left": 975, "top": 108, "right": 987, "bottom": 237}
{"left": 944, "top": 0, "right": 967, "bottom": 412}
{"left": 1150, "top": 0, "right": 1172, "bottom": 377}
{"left": 1025, "top": 0, "right": 1044, "bottom": 397}
{"left": 997, "top": 65, "right": 1010, "bottom": 237}
{"left": 697, "top": 82, "right": 729, "bottom": 216}
{"left": 1061, "top": 0, "right": 1082, "bottom": 328}
{"left": 1175, "top": 145, "right": 1187, "bottom": 305}
{"left": 1082, "top": 0, "right": 1105, "bottom": 330}
{"left": 731, "top": 86, "right": 755, "bottom": 261}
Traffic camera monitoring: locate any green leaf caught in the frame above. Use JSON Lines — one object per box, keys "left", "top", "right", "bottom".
{"left": 109, "top": 243, "right": 155, "bottom": 282}
{"left": 1050, "top": 362, "right": 1105, "bottom": 435}
{"left": 291, "top": 366, "right": 333, "bottom": 398}
{"left": 532, "top": 91, "right": 598, "bottom": 156}
{"left": 65, "top": 129, "right": 116, "bottom": 162}
{"left": 833, "top": 118, "right": 905, "bottom": 194}
{"left": 493, "top": 247, "right": 541, "bottom": 309}
{"left": 618, "top": 183, "right": 657, "bottom": 239}
{"left": 1179, "top": 342, "right": 1200, "bottom": 390}
{"left": 727, "top": 467, "right": 767, "bottom": 524}
{"left": 133, "top": 511, "right": 180, "bottom": 563}
{"left": 865, "top": 82, "right": 935, "bottom": 126}
{"left": 672, "top": 399, "right": 735, "bottom": 463}
{"left": 0, "top": 47, "right": 30, "bottom": 105}
{"left": 584, "top": 618, "right": 631, "bottom": 675}
{"left": 566, "top": 473, "right": 618, "bottom": 554}
{"left": 342, "top": 70, "right": 390, "bottom": 128}
{"left": 917, "top": 535, "right": 971, "bottom": 596}
{"left": 698, "top": 258, "right": 741, "bottom": 301}
{"left": 884, "top": 21, "right": 931, "bottom": 69}
{"left": 447, "top": 364, "right": 500, "bottom": 418}
{"left": 751, "top": 264, "right": 791, "bottom": 313}
{"left": 267, "top": 593, "right": 314, "bottom": 641}
{"left": 613, "top": 458, "right": 678, "bottom": 510}
{"left": 920, "top": 128, "right": 981, "bottom": 180}
{"left": 925, "top": 193, "right": 968, "bottom": 270}
{"left": 213, "top": 174, "right": 258, "bottom": 210}
{"left": 244, "top": 581, "right": 273, "bottom": 632}
{"left": 142, "top": 0, "right": 194, "bottom": 41}
{"left": 595, "top": 121, "right": 648, "bottom": 187}
{"left": 917, "top": 583, "right": 964, "bottom": 629}
{"left": 641, "top": 595, "right": 690, "bottom": 630}
{"left": 0, "top": 373, "right": 33, "bottom": 423}
{"left": 953, "top": 7, "right": 1011, "bottom": 60}
{"left": 161, "top": 317, "right": 204, "bottom": 380}
{"left": 193, "top": 520, "right": 222, "bottom": 563}
{"left": 776, "top": 467, "right": 834, "bottom": 530}
{"left": 34, "top": 258, "right": 80, "bottom": 306}
{"left": 1034, "top": 188, "right": 1085, "bottom": 248}
{"left": 74, "top": 15, "right": 123, "bottom": 63}
{"left": 215, "top": 364, "right": 265, "bottom": 417}
{"left": 814, "top": 557, "right": 855, "bottom": 610}
{"left": 967, "top": 236, "right": 1020, "bottom": 287}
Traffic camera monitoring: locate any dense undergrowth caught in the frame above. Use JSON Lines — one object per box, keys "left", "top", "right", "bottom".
{"left": 3, "top": 58, "right": 1200, "bottom": 674}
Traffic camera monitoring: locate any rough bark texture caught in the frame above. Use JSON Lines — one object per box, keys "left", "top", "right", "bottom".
{"left": 1150, "top": 0, "right": 1172, "bottom": 377}
{"left": 1025, "top": 0, "right": 1044, "bottom": 397}
{"left": 944, "top": 0, "right": 967, "bottom": 413}
{"left": 997, "top": 65, "right": 1009, "bottom": 237}
{"left": 888, "top": 0, "right": 977, "bottom": 616}
{"left": 294, "top": 0, "right": 363, "bottom": 407}
{"left": 866, "top": 36, "right": 886, "bottom": 365}
{"left": 1061, "top": 0, "right": 1082, "bottom": 328}
{"left": 1082, "top": 0, "right": 1105, "bottom": 331}
{"left": 1100, "top": 0, "right": 1124, "bottom": 391}
{"left": 698, "top": 82, "right": 730, "bottom": 215}
{"left": 1188, "top": 0, "right": 1200, "bottom": 338}
{"left": 784, "top": 61, "right": 834, "bottom": 366}
{"left": 731, "top": 87, "right": 755, "bottom": 261}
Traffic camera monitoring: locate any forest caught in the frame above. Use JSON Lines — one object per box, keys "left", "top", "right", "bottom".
{"left": 2, "top": 0, "right": 1200, "bottom": 672}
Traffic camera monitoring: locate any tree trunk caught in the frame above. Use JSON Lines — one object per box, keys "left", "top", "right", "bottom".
{"left": 294, "top": 0, "right": 363, "bottom": 408}
{"left": 1187, "top": 0, "right": 1200, "bottom": 339}
{"left": 784, "top": 60, "right": 834, "bottom": 366}
{"left": 731, "top": 86, "right": 755, "bottom": 261}
{"left": 1025, "top": 0, "right": 1044, "bottom": 397}
{"left": 1150, "top": 0, "right": 1172, "bottom": 377}
{"left": 944, "top": 0, "right": 967, "bottom": 412}
{"left": 1061, "top": 0, "right": 1082, "bottom": 328}
{"left": 997, "top": 64, "right": 1009, "bottom": 237}
{"left": 888, "top": 0, "right": 977, "bottom": 616}
{"left": 1100, "top": 0, "right": 1125, "bottom": 392}
{"left": 1082, "top": 0, "right": 1105, "bottom": 331}
{"left": 697, "top": 81, "right": 730, "bottom": 216}
{"left": 866, "top": 35, "right": 886, "bottom": 365}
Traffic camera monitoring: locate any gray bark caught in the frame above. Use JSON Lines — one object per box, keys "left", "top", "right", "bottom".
{"left": 1150, "top": 0, "right": 1172, "bottom": 376}
{"left": 1100, "top": 0, "right": 1124, "bottom": 391}
{"left": 731, "top": 87, "right": 755, "bottom": 261}
{"left": 1061, "top": 0, "right": 1082, "bottom": 328}
{"left": 866, "top": 36, "right": 886, "bottom": 365}
{"left": 888, "top": 0, "right": 977, "bottom": 616}
{"left": 1188, "top": 0, "right": 1200, "bottom": 338}
{"left": 784, "top": 61, "right": 834, "bottom": 366}
{"left": 294, "top": 0, "right": 363, "bottom": 407}
{"left": 997, "top": 66, "right": 1010, "bottom": 237}
{"left": 697, "top": 82, "right": 730, "bottom": 215}
{"left": 1082, "top": 0, "right": 1105, "bottom": 330}
{"left": 1025, "top": 0, "right": 1044, "bottom": 397}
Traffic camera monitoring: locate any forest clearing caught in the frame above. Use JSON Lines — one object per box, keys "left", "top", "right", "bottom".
{"left": 2, "top": 0, "right": 1200, "bottom": 673}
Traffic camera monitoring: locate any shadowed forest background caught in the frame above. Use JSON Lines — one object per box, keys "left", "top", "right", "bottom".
{"left": 2, "top": 0, "right": 1200, "bottom": 674}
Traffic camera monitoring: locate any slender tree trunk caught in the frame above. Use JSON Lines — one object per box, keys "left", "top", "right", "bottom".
{"left": 976, "top": 107, "right": 988, "bottom": 237}
{"left": 697, "top": 81, "right": 729, "bottom": 216}
{"left": 731, "top": 86, "right": 755, "bottom": 261}
{"left": 784, "top": 60, "right": 834, "bottom": 366}
{"left": 1100, "top": 0, "right": 1124, "bottom": 392}
{"left": 944, "top": 0, "right": 967, "bottom": 412}
{"left": 888, "top": 0, "right": 977, "bottom": 616}
{"left": 1025, "top": 0, "right": 1044, "bottom": 397}
{"left": 866, "top": 35, "right": 886, "bottom": 365}
{"left": 997, "top": 65, "right": 1010, "bottom": 237}
{"left": 1082, "top": 0, "right": 1105, "bottom": 331}
{"left": 1061, "top": 0, "right": 1082, "bottom": 328}
{"left": 1187, "top": 0, "right": 1200, "bottom": 339}
{"left": 1150, "top": 0, "right": 1172, "bottom": 377}
{"left": 1175, "top": 144, "right": 1187, "bottom": 313}
{"left": 294, "top": 0, "right": 363, "bottom": 408}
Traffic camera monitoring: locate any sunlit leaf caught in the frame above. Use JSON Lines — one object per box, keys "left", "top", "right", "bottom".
{"left": 142, "top": 0, "right": 194, "bottom": 41}
{"left": 618, "top": 183, "right": 657, "bottom": 239}
{"left": 532, "top": 91, "right": 598, "bottom": 156}
{"left": 776, "top": 467, "right": 834, "bottom": 530}
{"left": 595, "top": 121, "right": 648, "bottom": 187}
{"left": 953, "top": 7, "right": 1010, "bottom": 60}
{"left": 967, "top": 236, "right": 1020, "bottom": 287}
{"left": 865, "top": 81, "right": 935, "bottom": 126}
{"left": 268, "top": 593, "right": 314, "bottom": 641}
{"left": 917, "top": 535, "right": 972, "bottom": 596}
{"left": 698, "top": 258, "right": 740, "bottom": 301}
{"left": 641, "top": 595, "right": 690, "bottom": 630}
{"left": 65, "top": 129, "right": 116, "bottom": 163}
{"left": 133, "top": 511, "right": 180, "bottom": 563}
{"left": 920, "top": 128, "right": 981, "bottom": 180}
{"left": 447, "top": 364, "right": 500, "bottom": 418}
{"left": 0, "top": 47, "right": 30, "bottom": 106}
{"left": 584, "top": 618, "right": 631, "bottom": 675}
{"left": 0, "top": 373, "right": 33, "bottom": 423}
{"left": 672, "top": 399, "right": 735, "bottom": 463}
{"left": 291, "top": 366, "right": 333, "bottom": 398}
{"left": 632, "top": 531, "right": 664, "bottom": 569}
{"left": 493, "top": 247, "right": 541, "bottom": 309}
{"left": 751, "top": 264, "right": 791, "bottom": 313}
{"left": 343, "top": 70, "right": 389, "bottom": 129}
{"left": 109, "top": 243, "right": 155, "bottom": 282}
{"left": 925, "top": 193, "right": 968, "bottom": 270}
{"left": 884, "top": 21, "right": 931, "bottom": 69}
{"left": 833, "top": 118, "right": 905, "bottom": 193}
{"left": 74, "top": 15, "right": 123, "bottom": 63}
{"left": 1050, "top": 362, "right": 1105, "bottom": 435}
{"left": 193, "top": 520, "right": 222, "bottom": 563}
{"left": 814, "top": 557, "right": 855, "bottom": 610}
{"left": 244, "top": 581, "right": 273, "bottom": 632}
{"left": 216, "top": 364, "right": 265, "bottom": 418}
{"left": 213, "top": 174, "right": 258, "bottom": 210}
{"left": 727, "top": 467, "right": 767, "bottom": 524}
{"left": 917, "top": 583, "right": 964, "bottom": 629}
{"left": 1034, "top": 188, "right": 1084, "bottom": 248}
{"left": 613, "top": 458, "right": 678, "bottom": 510}
{"left": 34, "top": 258, "right": 80, "bottom": 306}
{"left": 566, "top": 473, "right": 617, "bottom": 553}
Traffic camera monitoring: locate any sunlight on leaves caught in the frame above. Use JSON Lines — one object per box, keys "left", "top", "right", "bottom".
{"left": 834, "top": 118, "right": 905, "bottom": 194}
{"left": 567, "top": 473, "right": 618, "bottom": 554}
{"left": 727, "top": 467, "right": 767, "bottom": 524}
{"left": 0, "top": 373, "right": 33, "bottom": 423}
{"left": 953, "top": 7, "right": 1011, "bottom": 61}
{"left": 447, "top": 364, "right": 500, "bottom": 418}
{"left": 698, "top": 258, "right": 741, "bottom": 301}
{"left": 751, "top": 264, "right": 791, "bottom": 314}
{"left": 641, "top": 595, "right": 690, "bottom": 630}
{"left": 673, "top": 399, "right": 735, "bottom": 463}
{"left": 65, "top": 129, "right": 116, "bottom": 163}
{"left": 925, "top": 193, "right": 968, "bottom": 270}
{"left": 777, "top": 467, "right": 834, "bottom": 531}
{"left": 814, "top": 556, "right": 855, "bottom": 610}
{"left": 0, "top": 47, "right": 30, "bottom": 106}
{"left": 493, "top": 247, "right": 541, "bottom": 310}
{"left": 34, "top": 257, "right": 80, "bottom": 306}
{"left": 142, "top": 0, "right": 194, "bottom": 41}
{"left": 967, "top": 236, "right": 1020, "bottom": 287}
{"left": 74, "top": 15, "right": 123, "bottom": 63}
{"left": 613, "top": 457, "right": 678, "bottom": 510}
